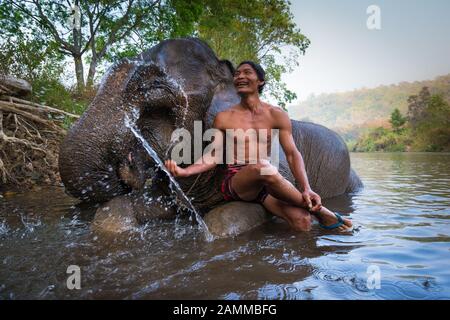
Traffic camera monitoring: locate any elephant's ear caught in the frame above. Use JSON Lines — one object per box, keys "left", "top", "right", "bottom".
{"left": 220, "top": 59, "right": 235, "bottom": 76}
{"left": 204, "top": 60, "right": 240, "bottom": 128}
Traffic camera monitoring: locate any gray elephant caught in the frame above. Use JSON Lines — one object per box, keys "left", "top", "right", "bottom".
{"left": 59, "top": 38, "right": 362, "bottom": 237}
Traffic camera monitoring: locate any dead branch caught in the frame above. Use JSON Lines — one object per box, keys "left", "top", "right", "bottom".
{"left": 0, "top": 101, "right": 66, "bottom": 135}
{"left": 0, "top": 94, "right": 70, "bottom": 189}
{"left": 1, "top": 96, "right": 80, "bottom": 119}
{"left": 0, "top": 131, "right": 49, "bottom": 154}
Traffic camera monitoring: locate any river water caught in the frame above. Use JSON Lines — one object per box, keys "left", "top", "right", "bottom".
{"left": 0, "top": 152, "right": 449, "bottom": 299}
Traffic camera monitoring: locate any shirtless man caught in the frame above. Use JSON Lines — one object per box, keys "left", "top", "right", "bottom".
{"left": 165, "top": 61, "right": 352, "bottom": 232}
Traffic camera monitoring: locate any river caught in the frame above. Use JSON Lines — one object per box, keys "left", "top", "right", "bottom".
{"left": 1, "top": 152, "right": 449, "bottom": 299}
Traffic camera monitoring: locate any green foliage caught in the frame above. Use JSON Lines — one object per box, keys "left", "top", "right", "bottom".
{"left": 352, "top": 87, "right": 450, "bottom": 152}
{"left": 411, "top": 93, "right": 450, "bottom": 151}
{"left": 352, "top": 126, "right": 411, "bottom": 152}
{"left": 1, "top": 0, "right": 308, "bottom": 108}
{"left": 407, "top": 86, "right": 431, "bottom": 129}
{"left": 390, "top": 108, "right": 406, "bottom": 133}
{"left": 0, "top": 36, "right": 63, "bottom": 83}
{"left": 0, "top": 36, "right": 88, "bottom": 118}
{"left": 32, "top": 78, "right": 87, "bottom": 115}
{"left": 0, "top": 0, "right": 204, "bottom": 91}
{"left": 289, "top": 74, "right": 450, "bottom": 131}
{"left": 196, "top": 0, "right": 310, "bottom": 108}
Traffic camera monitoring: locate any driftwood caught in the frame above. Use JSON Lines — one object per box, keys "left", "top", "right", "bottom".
{"left": 0, "top": 75, "right": 32, "bottom": 97}
{"left": 0, "top": 94, "right": 79, "bottom": 188}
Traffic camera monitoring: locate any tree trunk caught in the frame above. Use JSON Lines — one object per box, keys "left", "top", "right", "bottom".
{"left": 74, "top": 55, "right": 85, "bottom": 93}
{"left": 86, "top": 58, "right": 96, "bottom": 88}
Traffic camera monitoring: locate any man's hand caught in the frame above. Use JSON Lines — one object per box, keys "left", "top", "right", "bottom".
{"left": 302, "top": 189, "right": 322, "bottom": 212}
{"left": 164, "top": 160, "right": 189, "bottom": 178}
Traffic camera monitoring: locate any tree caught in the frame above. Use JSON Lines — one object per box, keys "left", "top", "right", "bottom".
{"left": 0, "top": 0, "right": 308, "bottom": 106}
{"left": 407, "top": 86, "right": 431, "bottom": 129}
{"left": 0, "top": 36, "right": 87, "bottom": 115}
{"left": 196, "top": 0, "right": 310, "bottom": 108}
{"left": 389, "top": 108, "right": 406, "bottom": 133}
{"left": 0, "top": 35, "right": 63, "bottom": 83}
{"left": 414, "top": 93, "right": 450, "bottom": 151}
{"left": 0, "top": 0, "right": 203, "bottom": 92}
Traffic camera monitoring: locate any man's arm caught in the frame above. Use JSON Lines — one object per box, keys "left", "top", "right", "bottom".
{"left": 165, "top": 113, "right": 225, "bottom": 177}
{"left": 276, "top": 109, "right": 322, "bottom": 211}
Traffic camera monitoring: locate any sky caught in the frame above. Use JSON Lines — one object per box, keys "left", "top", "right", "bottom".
{"left": 283, "top": 0, "right": 450, "bottom": 102}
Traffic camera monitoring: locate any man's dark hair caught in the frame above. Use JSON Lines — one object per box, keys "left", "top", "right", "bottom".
{"left": 237, "top": 61, "right": 266, "bottom": 94}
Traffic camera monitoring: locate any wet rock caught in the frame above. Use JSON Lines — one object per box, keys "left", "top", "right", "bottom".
{"left": 92, "top": 195, "right": 139, "bottom": 234}
{"left": 204, "top": 201, "right": 273, "bottom": 238}
{"left": 92, "top": 193, "right": 177, "bottom": 234}
{"left": 92, "top": 195, "right": 271, "bottom": 238}
{"left": 132, "top": 194, "right": 177, "bottom": 223}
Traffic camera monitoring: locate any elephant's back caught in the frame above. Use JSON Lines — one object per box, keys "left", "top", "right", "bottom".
{"left": 291, "top": 120, "right": 351, "bottom": 198}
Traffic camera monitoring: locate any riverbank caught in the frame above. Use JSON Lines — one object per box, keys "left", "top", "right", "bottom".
{"left": 350, "top": 89, "right": 450, "bottom": 153}
{"left": 0, "top": 94, "right": 79, "bottom": 191}
{"left": 350, "top": 125, "right": 450, "bottom": 153}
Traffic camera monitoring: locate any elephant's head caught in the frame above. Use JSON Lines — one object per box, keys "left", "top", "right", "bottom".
{"left": 59, "top": 38, "right": 239, "bottom": 207}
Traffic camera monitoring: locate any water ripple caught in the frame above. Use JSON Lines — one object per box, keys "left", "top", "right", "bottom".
{"left": 1, "top": 153, "right": 450, "bottom": 299}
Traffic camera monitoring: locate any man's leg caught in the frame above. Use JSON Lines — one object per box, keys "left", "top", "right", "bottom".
{"left": 231, "top": 163, "right": 353, "bottom": 231}
{"left": 262, "top": 195, "right": 312, "bottom": 232}
{"left": 262, "top": 194, "right": 352, "bottom": 232}
{"left": 230, "top": 163, "right": 306, "bottom": 207}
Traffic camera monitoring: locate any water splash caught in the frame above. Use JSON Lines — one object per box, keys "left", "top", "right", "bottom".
{"left": 19, "top": 212, "right": 42, "bottom": 234}
{"left": 162, "top": 73, "right": 191, "bottom": 161}
{"left": 158, "top": 64, "right": 190, "bottom": 128}
{"left": 0, "top": 220, "right": 9, "bottom": 236}
{"left": 124, "top": 111, "right": 214, "bottom": 242}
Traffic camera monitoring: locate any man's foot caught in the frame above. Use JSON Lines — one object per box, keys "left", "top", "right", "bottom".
{"left": 311, "top": 209, "right": 353, "bottom": 232}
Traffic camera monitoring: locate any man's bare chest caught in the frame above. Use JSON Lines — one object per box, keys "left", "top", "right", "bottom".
{"left": 223, "top": 113, "right": 274, "bottom": 132}
{"left": 221, "top": 114, "right": 275, "bottom": 147}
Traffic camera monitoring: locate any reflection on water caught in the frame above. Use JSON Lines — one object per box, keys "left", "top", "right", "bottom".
{"left": 0, "top": 152, "right": 449, "bottom": 299}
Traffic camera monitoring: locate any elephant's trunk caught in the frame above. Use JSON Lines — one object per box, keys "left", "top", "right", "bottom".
{"left": 59, "top": 60, "right": 139, "bottom": 202}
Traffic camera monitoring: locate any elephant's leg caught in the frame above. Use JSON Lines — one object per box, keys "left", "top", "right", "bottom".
{"left": 346, "top": 168, "right": 363, "bottom": 193}
{"left": 203, "top": 201, "right": 273, "bottom": 238}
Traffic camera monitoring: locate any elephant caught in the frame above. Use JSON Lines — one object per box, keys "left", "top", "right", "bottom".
{"left": 59, "top": 38, "right": 363, "bottom": 238}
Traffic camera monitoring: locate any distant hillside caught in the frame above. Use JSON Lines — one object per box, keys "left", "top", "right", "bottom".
{"left": 288, "top": 74, "right": 450, "bottom": 139}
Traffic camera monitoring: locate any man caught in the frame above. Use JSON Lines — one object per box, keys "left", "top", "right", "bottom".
{"left": 165, "top": 61, "right": 352, "bottom": 232}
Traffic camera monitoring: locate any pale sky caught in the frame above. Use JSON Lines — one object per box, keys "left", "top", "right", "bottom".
{"left": 283, "top": 0, "right": 450, "bottom": 102}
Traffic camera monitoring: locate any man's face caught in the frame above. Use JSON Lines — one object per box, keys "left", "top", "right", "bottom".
{"left": 233, "top": 64, "right": 264, "bottom": 95}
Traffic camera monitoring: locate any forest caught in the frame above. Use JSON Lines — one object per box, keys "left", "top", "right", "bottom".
{"left": 0, "top": 0, "right": 309, "bottom": 188}
{"left": 288, "top": 74, "right": 450, "bottom": 151}
{"left": 352, "top": 87, "right": 450, "bottom": 152}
